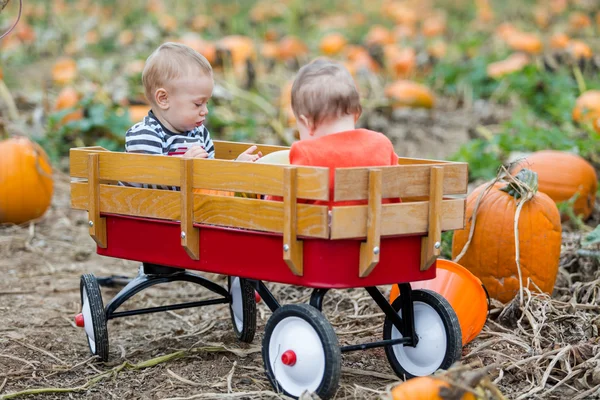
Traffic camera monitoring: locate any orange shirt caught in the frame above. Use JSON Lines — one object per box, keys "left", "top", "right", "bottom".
{"left": 285, "top": 129, "right": 400, "bottom": 208}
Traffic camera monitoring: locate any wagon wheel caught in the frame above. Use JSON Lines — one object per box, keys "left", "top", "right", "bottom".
{"left": 228, "top": 277, "right": 256, "bottom": 343}
{"left": 262, "top": 304, "right": 341, "bottom": 400}
{"left": 383, "top": 289, "right": 461, "bottom": 379}
{"left": 78, "top": 273, "right": 109, "bottom": 362}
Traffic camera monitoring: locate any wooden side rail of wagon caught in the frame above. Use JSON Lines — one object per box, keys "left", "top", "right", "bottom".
{"left": 69, "top": 140, "right": 468, "bottom": 278}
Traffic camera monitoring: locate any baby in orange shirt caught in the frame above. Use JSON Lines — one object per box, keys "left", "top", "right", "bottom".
{"left": 283, "top": 58, "right": 400, "bottom": 208}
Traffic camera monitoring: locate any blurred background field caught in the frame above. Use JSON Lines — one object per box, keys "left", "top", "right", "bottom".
{"left": 1, "top": 0, "right": 599, "bottom": 179}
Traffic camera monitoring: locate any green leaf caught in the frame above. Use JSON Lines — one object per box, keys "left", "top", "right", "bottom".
{"left": 582, "top": 225, "right": 600, "bottom": 248}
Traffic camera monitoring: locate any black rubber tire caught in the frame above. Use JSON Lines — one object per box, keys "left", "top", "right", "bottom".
{"left": 262, "top": 304, "right": 341, "bottom": 399}
{"left": 80, "top": 273, "right": 109, "bottom": 362}
{"left": 228, "top": 276, "right": 257, "bottom": 343}
{"left": 383, "top": 289, "right": 461, "bottom": 379}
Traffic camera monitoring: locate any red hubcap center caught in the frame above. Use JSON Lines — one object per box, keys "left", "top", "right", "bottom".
{"left": 281, "top": 350, "right": 297, "bottom": 366}
{"left": 75, "top": 313, "right": 85, "bottom": 328}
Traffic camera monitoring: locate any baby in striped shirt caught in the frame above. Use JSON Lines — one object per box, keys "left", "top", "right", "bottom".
{"left": 124, "top": 42, "right": 261, "bottom": 163}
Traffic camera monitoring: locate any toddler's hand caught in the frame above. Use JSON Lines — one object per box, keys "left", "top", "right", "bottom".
{"left": 183, "top": 145, "right": 208, "bottom": 159}
{"left": 236, "top": 145, "right": 263, "bottom": 162}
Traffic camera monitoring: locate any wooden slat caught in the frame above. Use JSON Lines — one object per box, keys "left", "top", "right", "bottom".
{"left": 397, "top": 157, "right": 452, "bottom": 165}
{"left": 359, "top": 169, "right": 382, "bottom": 278}
{"left": 87, "top": 154, "right": 107, "bottom": 248}
{"left": 214, "top": 140, "right": 289, "bottom": 160}
{"left": 421, "top": 167, "right": 443, "bottom": 271}
{"left": 190, "top": 160, "right": 329, "bottom": 200}
{"left": 330, "top": 198, "right": 465, "bottom": 239}
{"left": 70, "top": 150, "right": 329, "bottom": 200}
{"left": 334, "top": 163, "right": 468, "bottom": 201}
{"left": 283, "top": 168, "right": 303, "bottom": 276}
{"left": 71, "top": 182, "right": 329, "bottom": 238}
{"left": 180, "top": 158, "right": 199, "bottom": 260}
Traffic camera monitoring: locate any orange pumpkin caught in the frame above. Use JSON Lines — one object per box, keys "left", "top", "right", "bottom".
{"left": 511, "top": 151, "right": 598, "bottom": 220}
{"left": 52, "top": 58, "right": 77, "bottom": 85}
{"left": 0, "top": 137, "right": 54, "bottom": 224}
{"left": 190, "top": 15, "right": 213, "bottom": 31}
{"left": 533, "top": 7, "right": 550, "bottom": 29}
{"left": 159, "top": 14, "right": 178, "bottom": 33}
{"left": 15, "top": 21, "right": 36, "bottom": 44}
{"left": 569, "top": 11, "right": 592, "bottom": 30}
{"left": 487, "top": 53, "right": 529, "bottom": 78}
{"left": 319, "top": 33, "right": 347, "bottom": 56}
{"left": 451, "top": 170, "right": 561, "bottom": 303}
{"left": 393, "top": 24, "right": 416, "bottom": 41}
{"left": 124, "top": 59, "right": 146, "bottom": 76}
{"left": 550, "top": 33, "right": 570, "bottom": 50}
{"left": 384, "top": 80, "right": 435, "bottom": 109}
{"left": 365, "top": 25, "right": 394, "bottom": 46}
{"left": 263, "top": 28, "right": 279, "bottom": 42}
{"left": 421, "top": 14, "right": 446, "bottom": 37}
{"left": 385, "top": 3, "right": 417, "bottom": 27}
{"left": 505, "top": 32, "right": 543, "bottom": 54}
{"left": 54, "top": 87, "right": 83, "bottom": 124}
{"left": 260, "top": 42, "right": 279, "bottom": 60}
{"left": 550, "top": 0, "right": 567, "bottom": 15}
{"left": 118, "top": 30, "right": 135, "bottom": 47}
{"left": 567, "top": 40, "right": 592, "bottom": 60}
{"left": 495, "top": 23, "right": 517, "bottom": 41}
{"left": 391, "top": 376, "right": 476, "bottom": 400}
{"left": 427, "top": 41, "right": 447, "bottom": 60}
{"left": 573, "top": 90, "right": 600, "bottom": 132}
{"left": 85, "top": 30, "right": 99, "bottom": 45}
{"left": 216, "top": 35, "right": 256, "bottom": 67}
{"left": 345, "top": 45, "right": 380, "bottom": 73}
{"left": 385, "top": 47, "right": 416, "bottom": 79}
{"left": 277, "top": 36, "right": 309, "bottom": 61}
{"left": 177, "top": 33, "right": 216, "bottom": 65}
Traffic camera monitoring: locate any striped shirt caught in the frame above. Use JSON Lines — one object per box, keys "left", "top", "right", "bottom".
{"left": 121, "top": 110, "right": 215, "bottom": 190}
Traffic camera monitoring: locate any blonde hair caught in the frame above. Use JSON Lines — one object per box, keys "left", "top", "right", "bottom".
{"left": 142, "top": 42, "right": 213, "bottom": 103}
{"left": 291, "top": 58, "right": 362, "bottom": 126}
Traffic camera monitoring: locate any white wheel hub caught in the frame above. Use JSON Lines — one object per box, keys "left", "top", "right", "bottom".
{"left": 391, "top": 301, "right": 447, "bottom": 376}
{"left": 268, "top": 316, "right": 326, "bottom": 397}
{"left": 81, "top": 286, "right": 96, "bottom": 353}
{"left": 230, "top": 277, "right": 244, "bottom": 332}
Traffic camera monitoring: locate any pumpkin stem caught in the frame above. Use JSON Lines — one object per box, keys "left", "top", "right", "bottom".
{"left": 500, "top": 168, "right": 538, "bottom": 200}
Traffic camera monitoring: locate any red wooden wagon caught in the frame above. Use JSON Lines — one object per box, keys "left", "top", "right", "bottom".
{"left": 70, "top": 140, "right": 468, "bottom": 399}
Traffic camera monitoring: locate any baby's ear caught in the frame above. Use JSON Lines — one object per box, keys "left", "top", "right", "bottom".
{"left": 299, "top": 115, "right": 313, "bottom": 130}
{"left": 155, "top": 88, "right": 169, "bottom": 109}
{"left": 353, "top": 110, "right": 362, "bottom": 123}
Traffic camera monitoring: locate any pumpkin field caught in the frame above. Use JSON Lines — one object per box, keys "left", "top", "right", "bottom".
{"left": 1, "top": 0, "right": 600, "bottom": 399}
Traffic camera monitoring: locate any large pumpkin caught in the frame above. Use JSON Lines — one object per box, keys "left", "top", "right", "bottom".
{"left": 573, "top": 90, "right": 600, "bottom": 133}
{"left": 451, "top": 170, "right": 562, "bottom": 304}
{"left": 384, "top": 80, "right": 436, "bottom": 109}
{"left": 511, "top": 150, "right": 598, "bottom": 220}
{"left": 54, "top": 86, "right": 83, "bottom": 125}
{"left": 0, "top": 137, "right": 54, "bottom": 224}
{"left": 391, "top": 376, "right": 476, "bottom": 400}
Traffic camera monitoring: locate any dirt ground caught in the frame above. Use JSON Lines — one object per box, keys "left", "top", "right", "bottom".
{"left": 1, "top": 104, "right": 599, "bottom": 400}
